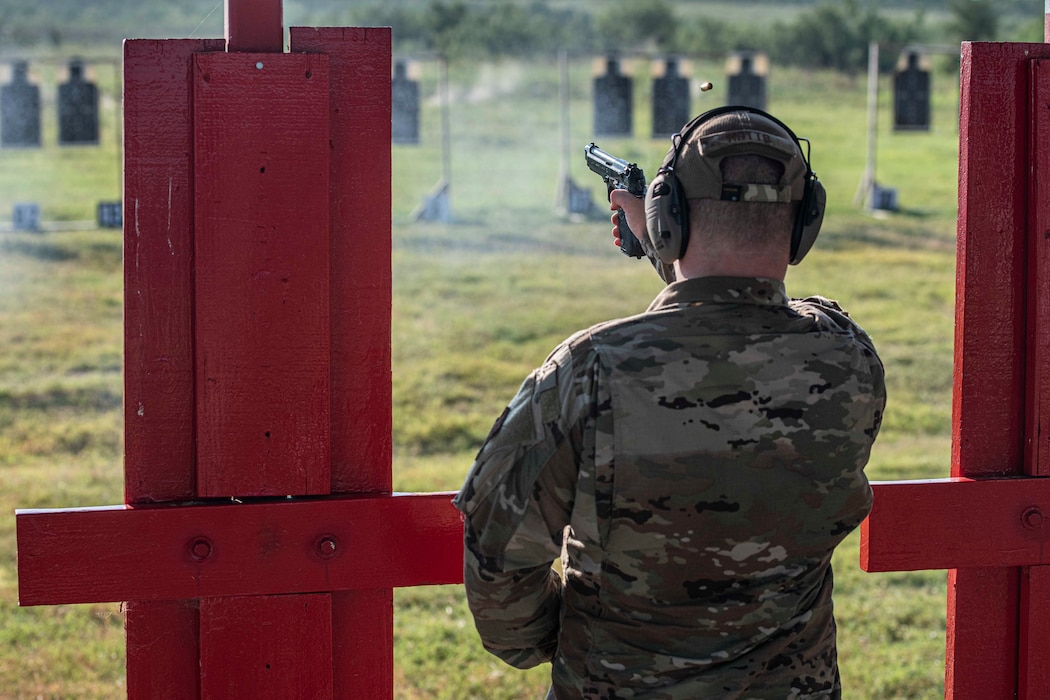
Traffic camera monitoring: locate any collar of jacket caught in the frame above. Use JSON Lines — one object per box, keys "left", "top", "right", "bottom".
{"left": 647, "top": 276, "right": 789, "bottom": 311}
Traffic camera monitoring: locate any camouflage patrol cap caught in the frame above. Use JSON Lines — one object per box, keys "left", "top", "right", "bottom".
{"left": 671, "top": 109, "right": 809, "bottom": 203}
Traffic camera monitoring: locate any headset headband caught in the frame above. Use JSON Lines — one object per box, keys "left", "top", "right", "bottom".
{"left": 643, "top": 105, "right": 825, "bottom": 266}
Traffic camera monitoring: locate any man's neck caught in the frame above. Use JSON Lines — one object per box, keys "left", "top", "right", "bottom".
{"left": 674, "top": 253, "right": 788, "bottom": 282}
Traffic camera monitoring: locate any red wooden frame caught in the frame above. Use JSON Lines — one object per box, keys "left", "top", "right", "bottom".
{"left": 192, "top": 51, "right": 333, "bottom": 497}
{"left": 22, "top": 11, "right": 1050, "bottom": 700}
{"left": 861, "top": 477, "right": 1050, "bottom": 571}
{"left": 18, "top": 494, "right": 461, "bottom": 606}
{"left": 862, "top": 42, "right": 1050, "bottom": 699}
{"left": 16, "top": 6, "right": 464, "bottom": 699}
{"left": 226, "top": 0, "right": 283, "bottom": 53}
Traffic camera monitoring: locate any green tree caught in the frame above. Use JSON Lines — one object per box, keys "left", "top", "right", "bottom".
{"left": 595, "top": 0, "right": 677, "bottom": 52}
{"left": 768, "top": 0, "right": 926, "bottom": 74}
{"left": 362, "top": 1, "right": 599, "bottom": 62}
{"left": 470, "top": 2, "right": 598, "bottom": 58}
{"left": 947, "top": 0, "right": 999, "bottom": 41}
{"left": 425, "top": 1, "right": 474, "bottom": 60}
{"left": 672, "top": 16, "right": 768, "bottom": 58}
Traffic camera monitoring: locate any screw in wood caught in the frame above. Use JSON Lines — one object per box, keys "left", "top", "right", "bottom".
{"left": 1022, "top": 507, "right": 1043, "bottom": 530}
{"left": 316, "top": 536, "right": 338, "bottom": 560}
{"left": 189, "top": 537, "right": 214, "bottom": 562}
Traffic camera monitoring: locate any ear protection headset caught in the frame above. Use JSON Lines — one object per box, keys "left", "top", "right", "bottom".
{"left": 643, "top": 105, "right": 826, "bottom": 266}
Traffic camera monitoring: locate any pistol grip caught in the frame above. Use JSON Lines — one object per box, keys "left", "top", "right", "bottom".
{"left": 617, "top": 209, "right": 645, "bottom": 258}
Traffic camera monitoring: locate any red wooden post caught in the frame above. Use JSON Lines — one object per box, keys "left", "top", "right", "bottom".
{"left": 860, "top": 41, "right": 1050, "bottom": 699}
{"left": 226, "top": 0, "right": 283, "bottom": 53}
{"left": 15, "top": 3, "right": 463, "bottom": 698}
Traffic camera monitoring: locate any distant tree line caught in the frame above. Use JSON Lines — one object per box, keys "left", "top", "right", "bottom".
{"left": 1, "top": 0, "right": 1041, "bottom": 75}
{"left": 344, "top": 0, "right": 1038, "bottom": 73}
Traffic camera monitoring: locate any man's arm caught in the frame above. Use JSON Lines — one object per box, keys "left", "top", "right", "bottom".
{"left": 453, "top": 346, "right": 582, "bottom": 667}
{"left": 462, "top": 527, "right": 563, "bottom": 668}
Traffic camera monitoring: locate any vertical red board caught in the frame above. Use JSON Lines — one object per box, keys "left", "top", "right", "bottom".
{"left": 948, "top": 41, "right": 1050, "bottom": 699}
{"left": 952, "top": 42, "right": 1032, "bottom": 480}
{"left": 193, "top": 53, "right": 331, "bottom": 498}
{"left": 1020, "top": 566, "right": 1050, "bottom": 698}
{"left": 200, "top": 594, "right": 333, "bottom": 698}
{"left": 290, "top": 27, "right": 394, "bottom": 699}
{"left": 1019, "top": 58, "right": 1050, "bottom": 700}
{"left": 1028, "top": 59, "right": 1050, "bottom": 477}
{"left": 290, "top": 27, "right": 393, "bottom": 495}
{"left": 124, "top": 600, "right": 201, "bottom": 699}
{"left": 945, "top": 568, "right": 1020, "bottom": 699}
{"left": 226, "top": 0, "right": 284, "bottom": 53}
{"left": 124, "top": 38, "right": 223, "bottom": 504}
{"left": 332, "top": 589, "right": 395, "bottom": 697}
{"left": 123, "top": 39, "right": 224, "bottom": 700}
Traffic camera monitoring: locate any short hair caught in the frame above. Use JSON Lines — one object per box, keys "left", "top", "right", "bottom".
{"left": 688, "top": 153, "right": 797, "bottom": 254}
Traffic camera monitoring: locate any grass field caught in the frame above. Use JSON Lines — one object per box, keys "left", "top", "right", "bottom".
{"left": 0, "top": 52, "right": 960, "bottom": 698}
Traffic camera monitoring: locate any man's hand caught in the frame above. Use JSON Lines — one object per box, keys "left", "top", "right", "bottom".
{"left": 609, "top": 188, "right": 646, "bottom": 250}
{"left": 609, "top": 188, "right": 677, "bottom": 285}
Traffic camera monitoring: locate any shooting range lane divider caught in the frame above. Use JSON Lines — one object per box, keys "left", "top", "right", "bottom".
{"left": 16, "top": 492, "right": 463, "bottom": 606}
{"left": 861, "top": 477, "right": 1050, "bottom": 572}
{"left": 859, "top": 41, "right": 1050, "bottom": 699}
{"left": 14, "top": 9, "right": 467, "bottom": 697}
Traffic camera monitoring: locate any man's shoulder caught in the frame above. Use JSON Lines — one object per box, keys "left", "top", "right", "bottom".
{"left": 790, "top": 295, "right": 883, "bottom": 373}
{"left": 559, "top": 313, "right": 650, "bottom": 355}
{"left": 792, "top": 294, "right": 848, "bottom": 317}
{"left": 792, "top": 295, "right": 866, "bottom": 333}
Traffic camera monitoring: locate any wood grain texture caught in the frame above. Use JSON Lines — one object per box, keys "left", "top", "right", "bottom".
{"left": 123, "top": 38, "right": 223, "bottom": 505}
{"left": 861, "top": 478, "right": 1050, "bottom": 571}
{"left": 947, "top": 42, "right": 1050, "bottom": 700}
{"left": 192, "top": 52, "right": 332, "bottom": 498}
{"left": 122, "top": 39, "right": 224, "bottom": 699}
{"left": 26, "top": 25, "right": 411, "bottom": 700}
{"left": 125, "top": 599, "right": 201, "bottom": 700}
{"left": 333, "top": 589, "right": 395, "bottom": 698}
{"left": 862, "top": 42, "right": 1050, "bottom": 700}
{"left": 1027, "top": 59, "right": 1050, "bottom": 478}
{"left": 951, "top": 41, "right": 1039, "bottom": 480}
{"left": 290, "top": 27, "right": 393, "bottom": 495}
{"left": 200, "top": 595, "right": 333, "bottom": 698}
{"left": 945, "top": 567, "right": 1020, "bottom": 700}
{"left": 1019, "top": 566, "right": 1050, "bottom": 699}
{"left": 289, "top": 30, "right": 396, "bottom": 699}
{"left": 225, "top": 0, "right": 284, "bottom": 53}
{"left": 16, "top": 493, "right": 463, "bottom": 605}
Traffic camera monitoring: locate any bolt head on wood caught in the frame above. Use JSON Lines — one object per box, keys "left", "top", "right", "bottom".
{"left": 316, "top": 536, "right": 338, "bottom": 559}
{"left": 189, "top": 537, "right": 214, "bottom": 562}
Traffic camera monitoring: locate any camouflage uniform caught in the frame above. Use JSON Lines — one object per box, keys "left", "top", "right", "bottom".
{"left": 453, "top": 276, "right": 885, "bottom": 699}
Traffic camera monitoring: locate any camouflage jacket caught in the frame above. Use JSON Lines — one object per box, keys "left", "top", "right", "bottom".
{"left": 453, "top": 276, "right": 886, "bottom": 699}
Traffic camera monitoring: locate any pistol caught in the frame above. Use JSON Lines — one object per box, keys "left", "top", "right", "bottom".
{"left": 584, "top": 143, "right": 646, "bottom": 258}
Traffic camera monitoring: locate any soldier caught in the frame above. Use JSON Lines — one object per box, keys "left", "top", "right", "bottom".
{"left": 453, "top": 108, "right": 886, "bottom": 699}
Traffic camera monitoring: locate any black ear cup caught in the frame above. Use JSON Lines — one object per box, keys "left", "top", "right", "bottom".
{"left": 789, "top": 178, "right": 825, "bottom": 265}
{"left": 644, "top": 170, "right": 690, "bottom": 264}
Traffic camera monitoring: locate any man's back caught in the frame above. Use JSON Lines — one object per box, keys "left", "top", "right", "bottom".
{"left": 547, "top": 276, "right": 884, "bottom": 698}
{"left": 458, "top": 107, "right": 884, "bottom": 700}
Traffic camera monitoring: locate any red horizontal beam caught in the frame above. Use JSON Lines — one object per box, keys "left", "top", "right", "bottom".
{"left": 17, "top": 493, "right": 463, "bottom": 606}
{"left": 861, "top": 477, "right": 1050, "bottom": 572}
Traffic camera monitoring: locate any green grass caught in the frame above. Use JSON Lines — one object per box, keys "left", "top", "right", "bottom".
{"left": 0, "top": 54, "right": 962, "bottom": 698}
